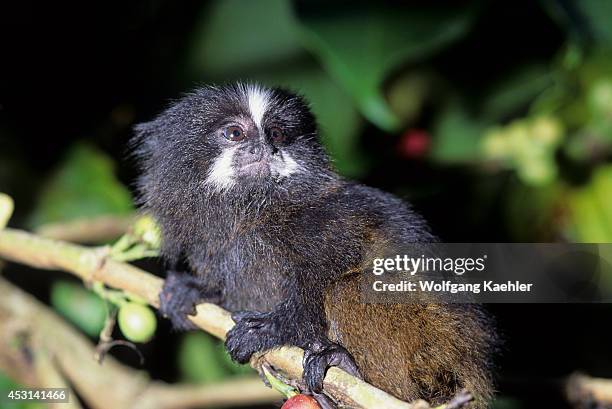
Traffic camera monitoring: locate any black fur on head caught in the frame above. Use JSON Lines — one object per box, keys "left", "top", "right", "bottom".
{"left": 131, "top": 83, "right": 339, "bottom": 262}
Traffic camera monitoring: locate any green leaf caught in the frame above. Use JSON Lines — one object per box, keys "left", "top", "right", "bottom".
{"left": 50, "top": 281, "right": 107, "bottom": 337}
{"left": 430, "top": 105, "right": 486, "bottom": 163}
{"left": 574, "top": 0, "right": 612, "bottom": 46}
{"left": 567, "top": 165, "right": 612, "bottom": 242}
{"left": 178, "top": 332, "right": 230, "bottom": 384}
{"left": 540, "top": 0, "right": 612, "bottom": 47}
{"left": 305, "top": 76, "right": 368, "bottom": 177}
{"left": 28, "top": 143, "right": 133, "bottom": 228}
{"left": 188, "top": 0, "right": 302, "bottom": 77}
{"left": 297, "top": 4, "right": 477, "bottom": 131}
{"left": 480, "top": 65, "right": 554, "bottom": 121}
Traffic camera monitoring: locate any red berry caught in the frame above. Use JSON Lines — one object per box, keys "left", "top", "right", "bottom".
{"left": 398, "top": 129, "right": 430, "bottom": 158}
{"left": 281, "top": 394, "right": 321, "bottom": 409}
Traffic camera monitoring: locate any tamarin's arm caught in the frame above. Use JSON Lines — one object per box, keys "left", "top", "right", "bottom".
{"left": 159, "top": 270, "right": 224, "bottom": 331}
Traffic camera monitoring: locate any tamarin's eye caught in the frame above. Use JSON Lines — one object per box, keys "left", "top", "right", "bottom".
{"left": 224, "top": 126, "right": 245, "bottom": 141}
{"left": 269, "top": 127, "right": 285, "bottom": 143}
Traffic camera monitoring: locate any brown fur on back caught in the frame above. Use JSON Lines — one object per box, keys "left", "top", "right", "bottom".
{"left": 324, "top": 274, "right": 496, "bottom": 408}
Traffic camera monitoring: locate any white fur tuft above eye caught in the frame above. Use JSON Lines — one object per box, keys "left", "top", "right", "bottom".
{"left": 245, "top": 84, "right": 271, "bottom": 130}
{"left": 205, "top": 146, "right": 237, "bottom": 191}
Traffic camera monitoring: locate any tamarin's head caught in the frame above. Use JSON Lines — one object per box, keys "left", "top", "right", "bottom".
{"left": 132, "top": 83, "right": 336, "bottom": 219}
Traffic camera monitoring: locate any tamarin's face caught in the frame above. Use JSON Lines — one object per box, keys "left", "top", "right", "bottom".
{"left": 201, "top": 84, "right": 316, "bottom": 191}
{"left": 134, "top": 83, "right": 332, "bottom": 200}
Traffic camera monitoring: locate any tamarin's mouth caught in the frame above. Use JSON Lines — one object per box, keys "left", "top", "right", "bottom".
{"left": 237, "top": 152, "right": 300, "bottom": 180}
{"left": 237, "top": 159, "right": 271, "bottom": 177}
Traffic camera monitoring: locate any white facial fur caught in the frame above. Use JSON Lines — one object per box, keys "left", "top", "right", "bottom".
{"left": 271, "top": 152, "right": 299, "bottom": 177}
{"left": 206, "top": 145, "right": 237, "bottom": 191}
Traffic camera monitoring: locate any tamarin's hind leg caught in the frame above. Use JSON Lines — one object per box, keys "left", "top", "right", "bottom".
{"left": 324, "top": 274, "right": 496, "bottom": 408}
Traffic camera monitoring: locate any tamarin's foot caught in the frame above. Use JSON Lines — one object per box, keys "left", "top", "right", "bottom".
{"left": 159, "top": 271, "right": 221, "bottom": 331}
{"left": 303, "top": 342, "right": 361, "bottom": 393}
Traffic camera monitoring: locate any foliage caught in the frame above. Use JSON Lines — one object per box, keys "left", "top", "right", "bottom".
{"left": 178, "top": 332, "right": 252, "bottom": 384}
{"left": 50, "top": 280, "right": 107, "bottom": 338}
{"left": 297, "top": 4, "right": 477, "bottom": 131}
{"left": 28, "top": 143, "right": 133, "bottom": 228}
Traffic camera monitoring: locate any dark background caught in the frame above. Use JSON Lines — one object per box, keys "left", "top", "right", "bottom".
{"left": 1, "top": 1, "right": 611, "bottom": 408}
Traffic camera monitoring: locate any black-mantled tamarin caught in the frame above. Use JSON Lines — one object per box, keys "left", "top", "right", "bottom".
{"left": 132, "top": 83, "right": 497, "bottom": 408}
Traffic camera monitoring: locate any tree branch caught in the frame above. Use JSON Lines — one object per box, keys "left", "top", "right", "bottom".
{"left": 0, "top": 226, "right": 444, "bottom": 408}
{"left": 566, "top": 373, "right": 612, "bottom": 409}
{"left": 36, "top": 215, "right": 134, "bottom": 243}
{"left": 0, "top": 276, "right": 281, "bottom": 409}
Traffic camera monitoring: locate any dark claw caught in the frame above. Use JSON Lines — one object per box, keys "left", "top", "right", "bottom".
{"left": 231, "top": 310, "right": 252, "bottom": 322}
{"left": 303, "top": 343, "right": 361, "bottom": 393}
{"left": 159, "top": 271, "right": 219, "bottom": 331}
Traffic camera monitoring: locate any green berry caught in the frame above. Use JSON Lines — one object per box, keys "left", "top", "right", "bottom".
{"left": 118, "top": 303, "right": 157, "bottom": 343}
{"left": 133, "top": 214, "right": 162, "bottom": 249}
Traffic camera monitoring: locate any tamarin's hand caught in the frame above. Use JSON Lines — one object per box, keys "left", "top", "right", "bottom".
{"left": 134, "top": 83, "right": 496, "bottom": 408}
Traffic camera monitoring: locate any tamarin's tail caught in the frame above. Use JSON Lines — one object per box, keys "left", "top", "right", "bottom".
{"left": 324, "top": 274, "right": 497, "bottom": 408}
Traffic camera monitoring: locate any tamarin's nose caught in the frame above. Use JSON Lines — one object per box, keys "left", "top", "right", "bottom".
{"left": 248, "top": 143, "right": 278, "bottom": 157}
{"left": 247, "top": 143, "right": 265, "bottom": 160}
